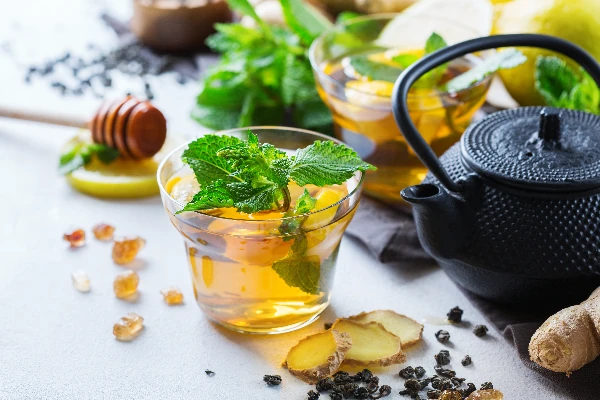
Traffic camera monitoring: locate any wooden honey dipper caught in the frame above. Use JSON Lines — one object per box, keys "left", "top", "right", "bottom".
{"left": 0, "top": 96, "right": 167, "bottom": 159}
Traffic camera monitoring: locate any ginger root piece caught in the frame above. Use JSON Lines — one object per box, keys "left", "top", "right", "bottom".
{"left": 284, "top": 330, "right": 352, "bottom": 384}
{"left": 529, "top": 287, "right": 600, "bottom": 373}
{"left": 348, "top": 310, "right": 424, "bottom": 347}
{"left": 332, "top": 319, "right": 406, "bottom": 367}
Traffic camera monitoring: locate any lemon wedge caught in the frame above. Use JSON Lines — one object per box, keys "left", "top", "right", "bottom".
{"left": 376, "top": 0, "right": 493, "bottom": 49}
{"left": 63, "top": 131, "right": 173, "bottom": 198}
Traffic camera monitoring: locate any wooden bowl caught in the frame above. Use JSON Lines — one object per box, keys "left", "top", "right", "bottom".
{"left": 131, "top": 0, "right": 233, "bottom": 53}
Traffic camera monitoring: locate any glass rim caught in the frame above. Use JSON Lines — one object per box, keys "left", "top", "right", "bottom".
{"left": 308, "top": 13, "right": 493, "bottom": 100}
{"left": 157, "top": 126, "right": 365, "bottom": 224}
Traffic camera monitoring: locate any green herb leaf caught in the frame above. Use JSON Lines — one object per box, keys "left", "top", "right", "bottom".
{"left": 181, "top": 135, "right": 244, "bottom": 186}
{"left": 279, "top": 0, "right": 333, "bottom": 44}
{"left": 425, "top": 32, "right": 448, "bottom": 55}
{"left": 272, "top": 233, "right": 321, "bottom": 294}
{"left": 292, "top": 99, "right": 334, "bottom": 136}
{"left": 349, "top": 55, "right": 403, "bottom": 82}
{"left": 179, "top": 180, "right": 234, "bottom": 212}
{"left": 278, "top": 188, "right": 317, "bottom": 237}
{"left": 392, "top": 53, "right": 420, "bottom": 69}
{"left": 290, "top": 140, "right": 376, "bottom": 187}
{"left": 534, "top": 55, "right": 600, "bottom": 113}
{"left": 336, "top": 11, "right": 362, "bottom": 24}
{"left": 58, "top": 143, "right": 119, "bottom": 175}
{"left": 445, "top": 48, "right": 526, "bottom": 93}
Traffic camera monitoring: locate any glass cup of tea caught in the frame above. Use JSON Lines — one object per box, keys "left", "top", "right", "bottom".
{"left": 157, "top": 127, "right": 364, "bottom": 334}
{"left": 310, "top": 14, "right": 492, "bottom": 204}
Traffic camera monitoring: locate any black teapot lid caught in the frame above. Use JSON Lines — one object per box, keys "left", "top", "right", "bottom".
{"left": 461, "top": 107, "right": 600, "bottom": 192}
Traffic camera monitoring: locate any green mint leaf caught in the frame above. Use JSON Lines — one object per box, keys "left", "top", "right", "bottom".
{"left": 177, "top": 180, "right": 234, "bottom": 213}
{"left": 95, "top": 145, "right": 120, "bottom": 164}
{"left": 191, "top": 103, "right": 241, "bottom": 130}
{"left": 272, "top": 233, "right": 320, "bottom": 294}
{"left": 181, "top": 135, "right": 244, "bottom": 186}
{"left": 206, "top": 23, "right": 263, "bottom": 53}
{"left": 227, "top": 181, "right": 280, "bottom": 213}
{"left": 349, "top": 55, "right": 403, "bottom": 82}
{"left": 281, "top": 53, "right": 319, "bottom": 106}
{"left": 290, "top": 140, "right": 376, "bottom": 186}
{"left": 217, "top": 132, "right": 291, "bottom": 187}
{"left": 392, "top": 53, "right": 420, "bottom": 69}
{"left": 279, "top": 0, "right": 333, "bottom": 45}
{"left": 570, "top": 73, "right": 600, "bottom": 113}
{"left": 425, "top": 32, "right": 448, "bottom": 55}
{"left": 58, "top": 143, "right": 119, "bottom": 175}
{"left": 534, "top": 56, "right": 580, "bottom": 107}
{"left": 295, "top": 189, "right": 317, "bottom": 214}
{"left": 413, "top": 32, "right": 449, "bottom": 88}
{"left": 336, "top": 11, "right": 362, "bottom": 24}
{"left": 292, "top": 99, "right": 334, "bottom": 135}
{"left": 446, "top": 48, "right": 526, "bottom": 93}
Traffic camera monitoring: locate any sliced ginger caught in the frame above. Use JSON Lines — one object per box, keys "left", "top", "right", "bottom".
{"left": 284, "top": 330, "right": 352, "bottom": 384}
{"left": 348, "top": 310, "right": 424, "bottom": 347}
{"left": 332, "top": 319, "right": 405, "bottom": 367}
{"left": 529, "top": 287, "right": 600, "bottom": 373}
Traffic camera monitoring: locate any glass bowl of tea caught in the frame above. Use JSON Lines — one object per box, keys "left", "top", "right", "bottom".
{"left": 310, "top": 14, "right": 493, "bottom": 204}
{"left": 158, "top": 127, "right": 369, "bottom": 334}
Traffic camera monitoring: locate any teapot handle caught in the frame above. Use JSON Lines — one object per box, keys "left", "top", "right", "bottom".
{"left": 392, "top": 34, "right": 600, "bottom": 193}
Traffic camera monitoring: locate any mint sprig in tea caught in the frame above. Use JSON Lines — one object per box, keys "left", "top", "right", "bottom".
{"left": 163, "top": 129, "right": 373, "bottom": 333}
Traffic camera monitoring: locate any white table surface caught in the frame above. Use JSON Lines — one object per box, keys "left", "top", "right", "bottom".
{"left": 0, "top": 1, "right": 571, "bottom": 399}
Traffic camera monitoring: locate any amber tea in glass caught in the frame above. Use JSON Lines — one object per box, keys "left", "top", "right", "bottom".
{"left": 310, "top": 15, "right": 492, "bottom": 204}
{"left": 158, "top": 128, "right": 364, "bottom": 334}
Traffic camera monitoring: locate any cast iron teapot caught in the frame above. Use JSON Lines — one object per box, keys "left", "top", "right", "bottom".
{"left": 392, "top": 34, "right": 600, "bottom": 304}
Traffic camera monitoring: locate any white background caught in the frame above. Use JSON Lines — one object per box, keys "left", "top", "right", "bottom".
{"left": 0, "top": 0, "right": 570, "bottom": 398}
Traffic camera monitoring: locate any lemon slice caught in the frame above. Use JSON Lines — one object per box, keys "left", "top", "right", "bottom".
{"left": 63, "top": 131, "right": 175, "bottom": 198}
{"left": 376, "top": 0, "right": 493, "bottom": 49}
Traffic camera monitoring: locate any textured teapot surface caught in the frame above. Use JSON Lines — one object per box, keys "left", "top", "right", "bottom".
{"left": 423, "top": 142, "right": 600, "bottom": 278}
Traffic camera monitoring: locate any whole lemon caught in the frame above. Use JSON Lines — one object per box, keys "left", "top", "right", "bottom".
{"left": 494, "top": 0, "right": 600, "bottom": 105}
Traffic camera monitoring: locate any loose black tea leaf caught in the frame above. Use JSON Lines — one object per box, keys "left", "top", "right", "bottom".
{"left": 473, "top": 325, "right": 489, "bottom": 337}
{"left": 263, "top": 374, "right": 282, "bottom": 386}
{"left": 461, "top": 355, "right": 472, "bottom": 366}
{"left": 427, "top": 389, "right": 441, "bottom": 399}
{"left": 361, "top": 369, "right": 373, "bottom": 382}
{"left": 414, "top": 366, "right": 426, "bottom": 379}
{"left": 353, "top": 387, "right": 370, "bottom": 399}
{"left": 316, "top": 378, "right": 334, "bottom": 392}
{"left": 446, "top": 307, "right": 463, "bottom": 323}
{"left": 434, "top": 366, "right": 456, "bottom": 378}
{"left": 399, "top": 366, "right": 416, "bottom": 379}
{"left": 460, "top": 383, "right": 477, "bottom": 398}
{"left": 204, "top": 370, "right": 215, "bottom": 376}
{"left": 435, "top": 330, "right": 451, "bottom": 343}
{"left": 480, "top": 382, "right": 494, "bottom": 390}
{"left": 307, "top": 389, "right": 320, "bottom": 400}
{"left": 435, "top": 350, "right": 451, "bottom": 366}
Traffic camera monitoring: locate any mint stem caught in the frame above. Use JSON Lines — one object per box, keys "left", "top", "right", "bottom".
{"left": 280, "top": 186, "right": 291, "bottom": 212}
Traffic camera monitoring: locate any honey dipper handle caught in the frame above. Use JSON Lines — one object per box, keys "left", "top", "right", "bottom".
{"left": 0, "top": 104, "right": 89, "bottom": 129}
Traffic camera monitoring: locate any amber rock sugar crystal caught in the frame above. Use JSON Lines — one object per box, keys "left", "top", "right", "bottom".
{"left": 160, "top": 287, "right": 184, "bottom": 305}
{"left": 92, "top": 223, "right": 115, "bottom": 240}
{"left": 113, "top": 270, "right": 139, "bottom": 299}
{"left": 112, "top": 236, "right": 145, "bottom": 265}
{"left": 466, "top": 390, "right": 503, "bottom": 400}
{"left": 71, "top": 270, "right": 90, "bottom": 292}
{"left": 113, "top": 312, "right": 144, "bottom": 341}
{"left": 63, "top": 229, "right": 86, "bottom": 247}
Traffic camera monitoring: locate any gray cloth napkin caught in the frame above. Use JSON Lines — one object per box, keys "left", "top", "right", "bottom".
{"left": 348, "top": 196, "right": 599, "bottom": 399}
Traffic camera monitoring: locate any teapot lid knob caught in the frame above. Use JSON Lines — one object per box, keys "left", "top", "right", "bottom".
{"left": 538, "top": 108, "right": 561, "bottom": 141}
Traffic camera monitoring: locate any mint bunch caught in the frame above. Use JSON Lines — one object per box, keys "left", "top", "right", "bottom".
{"left": 535, "top": 55, "right": 600, "bottom": 114}
{"left": 179, "top": 131, "right": 375, "bottom": 295}
{"left": 179, "top": 131, "right": 375, "bottom": 214}
{"left": 59, "top": 143, "right": 119, "bottom": 175}
{"left": 194, "top": 0, "right": 334, "bottom": 134}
